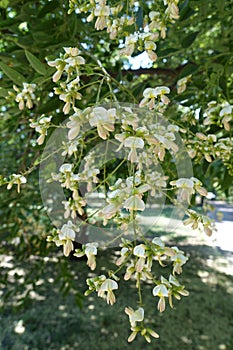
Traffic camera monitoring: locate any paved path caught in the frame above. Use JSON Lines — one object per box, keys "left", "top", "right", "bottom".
{"left": 207, "top": 201, "right": 233, "bottom": 252}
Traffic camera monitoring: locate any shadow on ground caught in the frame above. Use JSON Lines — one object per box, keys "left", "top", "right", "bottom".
{"left": 1, "top": 240, "right": 233, "bottom": 350}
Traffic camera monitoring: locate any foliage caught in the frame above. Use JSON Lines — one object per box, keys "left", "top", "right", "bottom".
{"left": 0, "top": 0, "right": 232, "bottom": 344}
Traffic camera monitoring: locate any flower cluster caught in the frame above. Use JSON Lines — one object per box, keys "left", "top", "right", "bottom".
{"left": 12, "top": 83, "right": 36, "bottom": 110}
{"left": 170, "top": 177, "right": 208, "bottom": 204}
{"left": 30, "top": 115, "right": 52, "bottom": 145}
{"left": 203, "top": 101, "right": 233, "bottom": 131}
{"left": 85, "top": 275, "right": 118, "bottom": 305}
{"left": 80, "top": 235, "right": 189, "bottom": 342}
{"left": 153, "top": 274, "right": 189, "bottom": 312}
{"left": 47, "top": 47, "right": 85, "bottom": 114}
{"left": 47, "top": 220, "right": 79, "bottom": 257}
{"left": 183, "top": 209, "right": 216, "bottom": 236}
{"left": 139, "top": 86, "right": 170, "bottom": 109}
{"left": 42, "top": 102, "right": 212, "bottom": 343}
{"left": 120, "top": 32, "right": 159, "bottom": 62}
{"left": 68, "top": 0, "right": 180, "bottom": 60}
{"left": 125, "top": 307, "right": 159, "bottom": 343}
{"left": 186, "top": 132, "right": 233, "bottom": 174}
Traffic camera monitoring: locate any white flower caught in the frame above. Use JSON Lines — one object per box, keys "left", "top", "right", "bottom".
{"left": 139, "top": 88, "right": 158, "bottom": 109}
{"left": 170, "top": 178, "right": 195, "bottom": 203}
{"left": 191, "top": 177, "right": 208, "bottom": 197}
{"left": 98, "top": 278, "right": 118, "bottom": 305}
{"left": 154, "top": 86, "right": 170, "bottom": 104}
{"left": 59, "top": 163, "right": 74, "bottom": 188}
{"left": 177, "top": 75, "right": 192, "bottom": 94}
{"left": 170, "top": 247, "right": 188, "bottom": 274}
{"left": 59, "top": 221, "right": 76, "bottom": 240}
{"left": 202, "top": 216, "right": 215, "bottom": 236}
{"left": 116, "top": 247, "right": 129, "bottom": 266}
{"left": 153, "top": 284, "right": 169, "bottom": 297}
{"left": 64, "top": 47, "right": 80, "bottom": 56}
{"left": 58, "top": 221, "right": 76, "bottom": 257}
{"left": 220, "top": 104, "right": 232, "bottom": 117}
{"left": 47, "top": 58, "right": 65, "bottom": 82}
{"left": 144, "top": 41, "right": 157, "bottom": 62}
{"left": 94, "top": 3, "right": 110, "bottom": 30}
{"left": 152, "top": 237, "right": 165, "bottom": 248}
{"left": 166, "top": 2, "right": 179, "bottom": 19}
{"left": 169, "top": 274, "right": 180, "bottom": 286}
{"left": 123, "top": 136, "right": 144, "bottom": 163}
{"left": 89, "top": 107, "right": 115, "bottom": 139}
{"left": 67, "top": 109, "right": 83, "bottom": 140}
{"left": 30, "top": 115, "right": 52, "bottom": 145}
{"left": 60, "top": 163, "right": 73, "bottom": 173}
{"left": 133, "top": 244, "right": 146, "bottom": 258}
{"left": 84, "top": 242, "right": 98, "bottom": 270}
{"left": 183, "top": 209, "right": 199, "bottom": 230}
{"left": 56, "top": 78, "right": 82, "bottom": 115}
{"left": 120, "top": 33, "right": 138, "bottom": 56}
{"left": 133, "top": 244, "right": 147, "bottom": 272}
{"left": 125, "top": 307, "right": 144, "bottom": 327}
{"left": 7, "top": 174, "right": 27, "bottom": 193}
{"left": 220, "top": 105, "right": 232, "bottom": 130}
{"left": 47, "top": 47, "right": 85, "bottom": 82}
{"left": 124, "top": 194, "right": 145, "bottom": 211}
{"left": 152, "top": 284, "right": 169, "bottom": 312}
{"left": 139, "top": 86, "right": 170, "bottom": 109}
{"left": 149, "top": 11, "right": 166, "bottom": 38}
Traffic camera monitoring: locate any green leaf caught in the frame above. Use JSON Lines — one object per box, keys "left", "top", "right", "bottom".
{"left": 0, "top": 87, "right": 9, "bottom": 97}
{"left": 25, "top": 50, "right": 47, "bottom": 75}
{"left": 219, "top": 76, "right": 227, "bottom": 98}
{"left": 0, "top": 62, "right": 25, "bottom": 85}
{"left": 179, "top": 63, "right": 198, "bottom": 78}
{"left": 157, "top": 47, "right": 179, "bottom": 57}
{"left": 38, "top": 0, "right": 59, "bottom": 17}
{"left": 221, "top": 170, "right": 233, "bottom": 191}
{"left": 181, "top": 32, "right": 199, "bottom": 48}
{"left": 0, "top": 0, "right": 9, "bottom": 9}
{"left": 37, "top": 97, "right": 61, "bottom": 114}
{"left": 179, "top": 2, "right": 196, "bottom": 22}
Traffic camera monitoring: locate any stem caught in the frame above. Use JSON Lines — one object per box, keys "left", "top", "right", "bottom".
{"left": 137, "top": 273, "right": 143, "bottom": 306}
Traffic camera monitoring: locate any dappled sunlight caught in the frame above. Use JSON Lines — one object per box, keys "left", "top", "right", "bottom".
{"left": 1, "top": 244, "right": 233, "bottom": 349}
{"left": 0, "top": 254, "right": 14, "bottom": 268}
{"left": 197, "top": 270, "right": 218, "bottom": 285}
{"left": 1, "top": 211, "right": 233, "bottom": 349}
{"left": 14, "top": 320, "right": 25, "bottom": 334}
{"left": 180, "top": 335, "right": 192, "bottom": 344}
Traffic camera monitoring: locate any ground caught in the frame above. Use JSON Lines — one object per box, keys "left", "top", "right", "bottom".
{"left": 0, "top": 201, "right": 233, "bottom": 350}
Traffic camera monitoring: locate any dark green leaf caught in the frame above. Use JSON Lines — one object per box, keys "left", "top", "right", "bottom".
{"left": 221, "top": 170, "right": 233, "bottom": 191}
{"left": 181, "top": 31, "right": 199, "bottom": 48}
{"left": 179, "top": 63, "right": 198, "bottom": 78}
{"left": 179, "top": 5, "right": 196, "bottom": 21}
{"left": 38, "top": 0, "right": 60, "bottom": 17}
{"left": 0, "top": 62, "right": 25, "bottom": 85}
{"left": 157, "top": 48, "right": 179, "bottom": 57}
{"left": 37, "top": 97, "right": 61, "bottom": 114}
{"left": 25, "top": 50, "right": 47, "bottom": 75}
